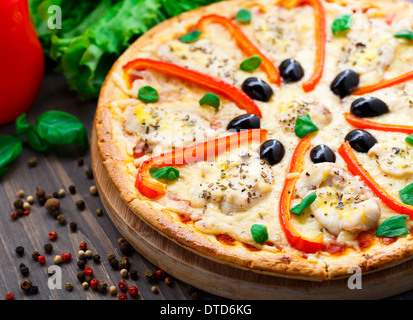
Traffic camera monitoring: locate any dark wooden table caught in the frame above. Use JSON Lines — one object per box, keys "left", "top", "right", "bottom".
{"left": 1, "top": 67, "right": 413, "bottom": 301}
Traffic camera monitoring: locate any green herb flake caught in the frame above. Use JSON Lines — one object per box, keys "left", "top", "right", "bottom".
{"left": 251, "top": 224, "right": 268, "bottom": 244}
{"left": 0, "top": 135, "right": 23, "bottom": 177}
{"left": 394, "top": 29, "right": 413, "bottom": 40}
{"left": 240, "top": 55, "right": 262, "bottom": 72}
{"left": 290, "top": 192, "right": 317, "bottom": 216}
{"left": 399, "top": 183, "right": 413, "bottom": 206}
{"left": 295, "top": 114, "right": 319, "bottom": 138}
{"left": 199, "top": 93, "right": 220, "bottom": 110}
{"left": 149, "top": 166, "right": 180, "bottom": 181}
{"left": 138, "top": 86, "right": 159, "bottom": 103}
{"left": 332, "top": 14, "right": 354, "bottom": 35}
{"left": 376, "top": 215, "right": 410, "bottom": 237}
{"left": 406, "top": 134, "right": 413, "bottom": 146}
{"left": 179, "top": 30, "right": 202, "bottom": 43}
{"left": 236, "top": 9, "right": 252, "bottom": 24}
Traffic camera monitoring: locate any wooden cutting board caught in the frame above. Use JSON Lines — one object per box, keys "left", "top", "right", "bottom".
{"left": 90, "top": 128, "right": 413, "bottom": 300}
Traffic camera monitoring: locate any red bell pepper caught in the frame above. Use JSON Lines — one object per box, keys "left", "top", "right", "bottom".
{"left": 279, "top": 0, "right": 326, "bottom": 92}
{"left": 344, "top": 113, "right": 413, "bottom": 135}
{"left": 353, "top": 70, "right": 413, "bottom": 96}
{"left": 136, "top": 129, "right": 268, "bottom": 198}
{"left": 338, "top": 141, "right": 413, "bottom": 218}
{"left": 279, "top": 136, "right": 325, "bottom": 253}
{"left": 195, "top": 14, "right": 281, "bottom": 86}
{"left": 122, "top": 58, "right": 262, "bottom": 118}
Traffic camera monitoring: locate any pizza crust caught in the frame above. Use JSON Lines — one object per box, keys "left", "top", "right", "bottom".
{"left": 96, "top": 0, "right": 413, "bottom": 280}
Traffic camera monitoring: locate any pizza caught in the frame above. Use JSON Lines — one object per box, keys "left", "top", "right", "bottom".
{"left": 95, "top": 0, "right": 413, "bottom": 280}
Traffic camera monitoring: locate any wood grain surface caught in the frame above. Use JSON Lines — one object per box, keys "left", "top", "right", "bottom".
{"left": 0, "top": 67, "right": 217, "bottom": 301}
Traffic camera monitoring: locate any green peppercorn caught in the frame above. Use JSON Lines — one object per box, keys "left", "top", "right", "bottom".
{"left": 118, "top": 259, "right": 129, "bottom": 270}
{"left": 65, "top": 282, "right": 74, "bottom": 291}
{"left": 97, "top": 281, "right": 108, "bottom": 293}
{"left": 28, "top": 157, "right": 38, "bottom": 168}
{"left": 57, "top": 214, "right": 66, "bottom": 225}
{"left": 95, "top": 208, "right": 103, "bottom": 216}
{"left": 145, "top": 269, "right": 156, "bottom": 282}
{"left": 107, "top": 253, "right": 116, "bottom": 261}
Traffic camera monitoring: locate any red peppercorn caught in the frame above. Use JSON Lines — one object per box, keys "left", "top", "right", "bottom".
{"left": 10, "top": 212, "right": 18, "bottom": 220}
{"left": 128, "top": 286, "right": 139, "bottom": 297}
{"left": 79, "top": 241, "right": 87, "bottom": 250}
{"left": 155, "top": 269, "right": 165, "bottom": 279}
{"left": 23, "top": 210, "right": 30, "bottom": 215}
{"left": 37, "top": 255, "right": 46, "bottom": 264}
{"left": 48, "top": 231, "right": 58, "bottom": 240}
{"left": 118, "top": 293, "right": 128, "bottom": 300}
{"left": 61, "top": 253, "right": 72, "bottom": 262}
{"left": 5, "top": 292, "right": 14, "bottom": 300}
{"left": 84, "top": 267, "right": 93, "bottom": 276}
{"left": 90, "top": 279, "right": 99, "bottom": 289}
{"left": 118, "top": 280, "right": 128, "bottom": 291}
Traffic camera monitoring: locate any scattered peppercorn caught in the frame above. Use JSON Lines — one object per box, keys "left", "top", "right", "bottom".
{"left": 69, "top": 221, "right": 77, "bottom": 231}
{"left": 62, "top": 253, "right": 72, "bottom": 262}
{"left": 82, "top": 282, "right": 89, "bottom": 290}
{"left": 58, "top": 188, "right": 66, "bottom": 198}
{"left": 5, "top": 292, "right": 15, "bottom": 300}
{"left": 109, "top": 258, "right": 119, "bottom": 270}
{"left": 97, "top": 281, "right": 108, "bottom": 293}
{"left": 20, "top": 279, "right": 32, "bottom": 291}
{"left": 90, "top": 279, "right": 99, "bottom": 289}
{"left": 44, "top": 243, "right": 53, "bottom": 254}
{"left": 109, "top": 286, "right": 117, "bottom": 295}
{"left": 14, "top": 199, "right": 24, "bottom": 210}
{"left": 85, "top": 250, "right": 93, "bottom": 259}
{"left": 53, "top": 255, "right": 63, "bottom": 265}
{"left": 155, "top": 269, "right": 165, "bottom": 279}
{"left": 85, "top": 167, "right": 93, "bottom": 179}
{"left": 37, "top": 255, "right": 46, "bottom": 264}
{"left": 107, "top": 253, "right": 116, "bottom": 261}
{"left": 32, "top": 251, "right": 40, "bottom": 261}
{"left": 77, "top": 260, "right": 86, "bottom": 270}
{"left": 48, "top": 231, "right": 58, "bottom": 240}
{"left": 119, "top": 242, "right": 133, "bottom": 256}
{"left": 84, "top": 275, "right": 93, "bottom": 284}
{"left": 95, "top": 208, "right": 103, "bottom": 216}
{"left": 118, "top": 293, "right": 128, "bottom": 300}
{"left": 165, "top": 277, "right": 173, "bottom": 286}
{"left": 92, "top": 254, "right": 101, "bottom": 264}
{"left": 27, "top": 195, "right": 34, "bottom": 204}
{"left": 20, "top": 264, "right": 30, "bottom": 277}
{"left": 145, "top": 270, "right": 156, "bottom": 283}
{"left": 15, "top": 246, "right": 24, "bottom": 256}
{"left": 57, "top": 214, "right": 66, "bottom": 225}
{"left": 76, "top": 200, "right": 86, "bottom": 211}
{"left": 120, "top": 269, "right": 128, "bottom": 278}
{"left": 89, "top": 186, "right": 98, "bottom": 196}
{"left": 28, "top": 157, "right": 38, "bottom": 168}
{"left": 36, "top": 188, "right": 46, "bottom": 199}
{"left": 128, "top": 286, "right": 139, "bottom": 297}
{"left": 10, "top": 212, "right": 18, "bottom": 220}
{"left": 118, "top": 280, "right": 128, "bottom": 291}
{"left": 17, "top": 190, "right": 25, "bottom": 198}
{"left": 68, "top": 185, "right": 76, "bottom": 195}
{"left": 84, "top": 267, "right": 93, "bottom": 276}
{"left": 30, "top": 285, "right": 39, "bottom": 295}
{"left": 52, "top": 192, "right": 59, "bottom": 199}
{"left": 45, "top": 193, "right": 52, "bottom": 200}
{"left": 191, "top": 291, "right": 201, "bottom": 300}
{"left": 129, "top": 269, "right": 139, "bottom": 280}
{"left": 118, "top": 259, "right": 129, "bottom": 270}
{"left": 65, "top": 282, "right": 74, "bottom": 291}
{"left": 77, "top": 271, "right": 86, "bottom": 283}
{"left": 45, "top": 198, "right": 60, "bottom": 213}
{"left": 79, "top": 241, "right": 87, "bottom": 250}
{"left": 151, "top": 286, "right": 158, "bottom": 294}
{"left": 23, "top": 202, "right": 30, "bottom": 210}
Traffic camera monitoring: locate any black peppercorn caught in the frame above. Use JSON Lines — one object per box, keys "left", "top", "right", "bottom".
{"left": 16, "top": 209, "right": 24, "bottom": 217}
{"left": 77, "top": 259, "right": 86, "bottom": 270}
{"left": 69, "top": 221, "right": 77, "bottom": 231}
{"left": 77, "top": 157, "right": 84, "bottom": 166}
{"left": 20, "top": 266, "right": 30, "bottom": 277}
{"left": 68, "top": 185, "right": 76, "bottom": 195}
{"left": 29, "top": 285, "right": 39, "bottom": 294}
{"left": 13, "top": 199, "right": 24, "bottom": 210}
{"left": 92, "top": 254, "right": 101, "bottom": 264}
{"left": 85, "top": 167, "right": 93, "bottom": 179}
{"left": 130, "top": 269, "right": 139, "bottom": 280}
{"left": 109, "top": 258, "right": 119, "bottom": 270}
{"left": 52, "top": 192, "right": 59, "bottom": 199}
{"left": 119, "top": 242, "right": 133, "bottom": 256}
{"left": 15, "top": 246, "right": 24, "bottom": 256}
{"left": 76, "top": 200, "right": 86, "bottom": 211}
{"left": 77, "top": 271, "right": 86, "bottom": 282}
{"left": 44, "top": 243, "right": 53, "bottom": 254}
{"left": 20, "top": 279, "right": 32, "bottom": 291}
{"left": 32, "top": 251, "right": 40, "bottom": 261}
{"left": 38, "top": 197, "right": 46, "bottom": 206}
{"left": 118, "top": 259, "right": 130, "bottom": 270}
{"left": 36, "top": 188, "right": 46, "bottom": 200}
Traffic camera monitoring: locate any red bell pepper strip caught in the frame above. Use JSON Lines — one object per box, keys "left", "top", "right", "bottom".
{"left": 344, "top": 113, "right": 413, "bottom": 135}
{"left": 122, "top": 58, "right": 262, "bottom": 117}
{"left": 279, "top": 0, "right": 326, "bottom": 92}
{"left": 136, "top": 129, "right": 268, "bottom": 198}
{"left": 195, "top": 14, "right": 281, "bottom": 86}
{"left": 279, "top": 136, "right": 325, "bottom": 253}
{"left": 338, "top": 141, "right": 413, "bottom": 218}
{"left": 353, "top": 70, "right": 413, "bottom": 96}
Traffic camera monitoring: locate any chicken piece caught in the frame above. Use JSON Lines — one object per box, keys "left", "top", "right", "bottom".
{"left": 295, "top": 163, "right": 381, "bottom": 236}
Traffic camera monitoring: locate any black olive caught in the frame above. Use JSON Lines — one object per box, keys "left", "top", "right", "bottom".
{"left": 259, "top": 140, "right": 285, "bottom": 165}
{"left": 279, "top": 59, "right": 304, "bottom": 83}
{"left": 227, "top": 114, "right": 261, "bottom": 132}
{"left": 330, "top": 70, "right": 359, "bottom": 98}
{"left": 241, "top": 77, "right": 273, "bottom": 102}
{"left": 350, "top": 97, "right": 389, "bottom": 118}
{"left": 310, "top": 145, "right": 336, "bottom": 164}
{"left": 345, "top": 130, "right": 377, "bottom": 153}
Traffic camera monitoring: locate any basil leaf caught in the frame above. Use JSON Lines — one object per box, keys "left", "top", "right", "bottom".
{"left": 290, "top": 192, "right": 317, "bottom": 216}
{"left": 179, "top": 30, "right": 202, "bottom": 43}
{"left": 406, "top": 134, "right": 413, "bottom": 146}
{"left": 15, "top": 114, "right": 34, "bottom": 136}
{"left": 394, "top": 29, "right": 413, "bottom": 40}
{"left": 199, "top": 93, "right": 220, "bottom": 110}
{"left": 332, "top": 14, "right": 353, "bottom": 35}
{"left": 28, "top": 130, "right": 54, "bottom": 152}
{"left": 236, "top": 9, "right": 252, "bottom": 24}
{"left": 149, "top": 166, "right": 180, "bottom": 181}
{"left": 295, "top": 114, "right": 319, "bottom": 138}
{"left": 251, "top": 224, "right": 268, "bottom": 244}
{"left": 138, "top": 86, "right": 159, "bottom": 103}
{"left": 400, "top": 183, "right": 413, "bottom": 206}
{"left": 240, "top": 55, "right": 262, "bottom": 72}
{"left": 376, "top": 215, "right": 410, "bottom": 237}
{"left": 0, "top": 135, "right": 23, "bottom": 176}
{"left": 35, "top": 111, "right": 89, "bottom": 151}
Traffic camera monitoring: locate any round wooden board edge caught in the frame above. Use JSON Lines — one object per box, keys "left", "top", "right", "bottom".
{"left": 90, "top": 127, "right": 413, "bottom": 300}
